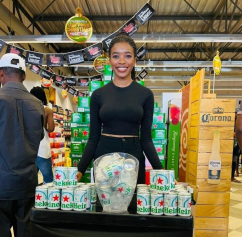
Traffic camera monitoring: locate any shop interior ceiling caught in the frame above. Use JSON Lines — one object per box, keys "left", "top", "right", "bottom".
{"left": 1, "top": 0, "right": 242, "bottom": 98}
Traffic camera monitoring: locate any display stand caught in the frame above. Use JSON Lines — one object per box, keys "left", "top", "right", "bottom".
{"left": 30, "top": 196, "right": 193, "bottom": 237}
{"left": 186, "top": 69, "right": 235, "bottom": 237}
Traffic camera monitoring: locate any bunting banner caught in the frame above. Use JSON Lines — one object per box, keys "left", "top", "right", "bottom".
{"left": 102, "top": 31, "right": 118, "bottom": 50}
{"left": 46, "top": 54, "right": 64, "bottom": 67}
{"left": 6, "top": 45, "right": 24, "bottom": 56}
{"left": 78, "top": 78, "right": 89, "bottom": 86}
{"left": 136, "top": 46, "right": 148, "bottom": 60}
{"left": 0, "top": 39, "right": 6, "bottom": 53}
{"left": 66, "top": 77, "right": 77, "bottom": 86}
{"left": 0, "top": 2, "right": 155, "bottom": 97}
{"left": 30, "top": 64, "right": 40, "bottom": 74}
{"left": 90, "top": 74, "right": 102, "bottom": 81}
{"left": 135, "top": 3, "right": 155, "bottom": 25}
{"left": 84, "top": 43, "right": 103, "bottom": 61}
{"left": 138, "top": 69, "right": 148, "bottom": 79}
{"left": 67, "top": 86, "right": 76, "bottom": 95}
{"left": 40, "top": 69, "right": 53, "bottom": 79}
{"left": 122, "top": 19, "right": 139, "bottom": 36}
{"left": 26, "top": 51, "right": 44, "bottom": 65}
{"left": 65, "top": 50, "right": 84, "bottom": 65}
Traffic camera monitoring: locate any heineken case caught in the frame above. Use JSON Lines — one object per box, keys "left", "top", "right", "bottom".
{"left": 71, "top": 143, "right": 83, "bottom": 153}
{"left": 71, "top": 127, "right": 90, "bottom": 138}
{"left": 71, "top": 113, "right": 84, "bottom": 123}
{"left": 78, "top": 97, "right": 90, "bottom": 108}
{"left": 152, "top": 129, "right": 167, "bottom": 139}
{"left": 104, "top": 65, "right": 113, "bottom": 81}
{"left": 89, "top": 81, "right": 103, "bottom": 92}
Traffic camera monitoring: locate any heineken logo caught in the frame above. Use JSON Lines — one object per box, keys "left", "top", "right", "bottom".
{"left": 153, "top": 199, "right": 164, "bottom": 207}
{"left": 74, "top": 202, "right": 86, "bottom": 210}
{"left": 54, "top": 180, "right": 68, "bottom": 186}
{"left": 178, "top": 207, "right": 191, "bottom": 215}
{"left": 172, "top": 131, "right": 178, "bottom": 152}
{"left": 164, "top": 207, "right": 177, "bottom": 214}
{"left": 137, "top": 206, "right": 150, "bottom": 213}
{"left": 151, "top": 207, "right": 163, "bottom": 214}
{"left": 48, "top": 202, "right": 60, "bottom": 208}
{"left": 137, "top": 195, "right": 148, "bottom": 206}
{"left": 61, "top": 203, "right": 73, "bottom": 209}
{"left": 35, "top": 201, "right": 47, "bottom": 207}
{"left": 150, "top": 183, "right": 170, "bottom": 192}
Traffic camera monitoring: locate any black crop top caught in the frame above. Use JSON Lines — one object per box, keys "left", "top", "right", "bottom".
{"left": 78, "top": 80, "right": 163, "bottom": 173}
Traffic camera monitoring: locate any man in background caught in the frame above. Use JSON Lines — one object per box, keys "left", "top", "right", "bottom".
{"left": 235, "top": 105, "right": 242, "bottom": 181}
{"left": 0, "top": 53, "right": 44, "bottom": 237}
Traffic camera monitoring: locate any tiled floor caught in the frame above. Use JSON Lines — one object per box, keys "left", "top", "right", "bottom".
{"left": 229, "top": 175, "right": 242, "bottom": 237}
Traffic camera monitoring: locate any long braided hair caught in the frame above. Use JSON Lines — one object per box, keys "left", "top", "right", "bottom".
{"left": 108, "top": 31, "right": 137, "bottom": 80}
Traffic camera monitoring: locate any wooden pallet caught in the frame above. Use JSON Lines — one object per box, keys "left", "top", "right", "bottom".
{"left": 186, "top": 69, "right": 235, "bottom": 237}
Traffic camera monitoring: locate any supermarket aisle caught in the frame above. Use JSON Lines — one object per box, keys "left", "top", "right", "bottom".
{"left": 229, "top": 175, "right": 242, "bottom": 237}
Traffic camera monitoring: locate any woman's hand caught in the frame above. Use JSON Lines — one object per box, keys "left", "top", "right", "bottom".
{"left": 77, "top": 171, "right": 83, "bottom": 182}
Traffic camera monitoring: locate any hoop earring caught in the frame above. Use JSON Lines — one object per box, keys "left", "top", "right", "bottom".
{"left": 111, "top": 70, "right": 114, "bottom": 81}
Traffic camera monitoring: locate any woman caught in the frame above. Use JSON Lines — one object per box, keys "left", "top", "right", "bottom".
{"left": 30, "top": 86, "right": 55, "bottom": 183}
{"left": 77, "top": 32, "right": 163, "bottom": 184}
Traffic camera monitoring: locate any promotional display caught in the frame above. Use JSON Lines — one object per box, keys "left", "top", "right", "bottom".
{"left": 167, "top": 98, "right": 182, "bottom": 180}
{"left": 137, "top": 172, "right": 191, "bottom": 217}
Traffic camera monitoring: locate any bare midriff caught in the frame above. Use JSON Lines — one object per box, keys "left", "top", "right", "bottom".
{"left": 102, "top": 133, "right": 139, "bottom": 138}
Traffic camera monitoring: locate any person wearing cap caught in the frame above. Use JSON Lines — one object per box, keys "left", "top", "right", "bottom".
{"left": 0, "top": 53, "right": 44, "bottom": 237}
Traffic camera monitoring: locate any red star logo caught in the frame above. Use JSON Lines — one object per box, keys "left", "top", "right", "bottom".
{"left": 137, "top": 199, "right": 142, "bottom": 206}
{"left": 159, "top": 200, "right": 164, "bottom": 206}
{"left": 157, "top": 177, "right": 163, "bottom": 184}
{"left": 156, "top": 147, "right": 162, "bottom": 153}
{"left": 118, "top": 187, "right": 123, "bottom": 193}
{"left": 157, "top": 115, "right": 163, "bottom": 121}
{"left": 53, "top": 195, "right": 59, "bottom": 201}
{"left": 114, "top": 170, "right": 120, "bottom": 175}
{"left": 55, "top": 173, "right": 61, "bottom": 180}
{"left": 82, "top": 130, "right": 88, "bottom": 136}
{"left": 101, "top": 194, "right": 106, "bottom": 199}
{"left": 85, "top": 197, "right": 87, "bottom": 201}
{"left": 154, "top": 124, "right": 158, "bottom": 128}
{"left": 36, "top": 194, "right": 42, "bottom": 200}
{"left": 189, "top": 202, "right": 192, "bottom": 207}
{"left": 63, "top": 195, "right": 69, "bottom": 202}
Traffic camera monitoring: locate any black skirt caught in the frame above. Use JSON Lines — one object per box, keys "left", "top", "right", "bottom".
{"left": 93, "top": 135, "right": 146, "bottom": 184}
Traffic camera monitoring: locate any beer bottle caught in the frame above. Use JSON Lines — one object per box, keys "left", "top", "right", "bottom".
{"left": 208, "top": 130, "right": 221, "bottom": 184}
{"left": 189, "top": 188, "right": 196, "bottom": 205}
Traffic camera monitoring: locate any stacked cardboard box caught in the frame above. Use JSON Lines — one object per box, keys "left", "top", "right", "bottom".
{"left": 152, "top": 103, "right": 167, "bottom": 168}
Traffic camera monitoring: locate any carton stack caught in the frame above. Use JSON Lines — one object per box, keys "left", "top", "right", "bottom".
{"left": 152, "top": 103, "right": 167, "bottom": 168}
{"left": 70, "top": 97, "right": 91, "bottom": 182}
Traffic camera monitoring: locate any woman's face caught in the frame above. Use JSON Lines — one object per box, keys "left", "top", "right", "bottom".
{"left": 109, "top": 42, "right": 136, "bottom": 80}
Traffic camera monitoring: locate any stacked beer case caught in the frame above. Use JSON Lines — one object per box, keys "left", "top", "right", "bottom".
{"left": 70, "top": 96, "right": 91, "bottom": 183}
{"left": 152, "top": 103, "right": 167, "bottom": 168}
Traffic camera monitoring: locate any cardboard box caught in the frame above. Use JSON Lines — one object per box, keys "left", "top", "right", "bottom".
{"left": 103, "top": 81, "right": 110, "bottom": 86}
{"left": 77, "top": 107, "right": 90, "bottom": 113}
{"left": 153, "top": 113, "right": 166, "bottom": 124}
{"left": 154, "top": 107, "right": 161, "bottom": 113}
{"left": 71, "top": 137, "right": 89, "bottom": 143}
{"left": 70, "top": 143, "right": 83, "bottom": 153}
{"left": 78, "top": 97, "right": 90, "bottom": 108}
{"left": 136, "top": 80, "right": 145, "bottom": 86}
{"left": 89, "top": 81, "right": 103, "bottom": 92}
{"left": 152, "top": 139, "right": 167, "bottom": 145}
{"left": 84, "top": 113, "right": 90, "bottom": 123}
{"left": 71, "top": 122, "right": 90, "bottom": 128}
{"left": 71, "top": 127, "right": 90, "bottom": 138}
{"left": 151, "top": 129, "right": 167, "bottom": 139}
{"left": 71, "top": 113, "right": 84, "bottom": 123}
{"left": 152, "top": 123, "right": 166, "bottom": 129}
{"left": 104, "top": 65, "right": 113, "bottom": 81}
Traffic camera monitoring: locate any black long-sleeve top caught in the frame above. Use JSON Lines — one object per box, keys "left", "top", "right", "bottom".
{"left": 78, "top": 80, "right": 163, "bottom": 174}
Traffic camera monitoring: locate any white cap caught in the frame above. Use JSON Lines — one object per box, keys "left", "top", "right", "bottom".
{"left": 0, "top": 53, "right": 26, "bottom": 72}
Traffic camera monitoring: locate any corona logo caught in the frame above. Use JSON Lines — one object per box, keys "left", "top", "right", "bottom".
{"left": 212, "top": 107, "right": 224, "bottom": 114}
